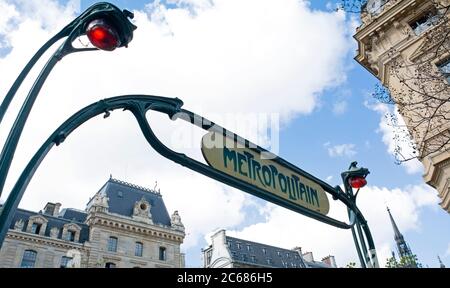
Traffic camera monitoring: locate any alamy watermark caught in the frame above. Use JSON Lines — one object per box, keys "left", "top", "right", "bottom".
{"left": 169, "top": 111, "right": 280, "bottom": 159}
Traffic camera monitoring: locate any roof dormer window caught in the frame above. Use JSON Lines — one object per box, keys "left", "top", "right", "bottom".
{"left": 26, "top": 215, "right": 48, "bottom": 236}
{"left": 31, "top": 223, "right": 41, "bottom": 235}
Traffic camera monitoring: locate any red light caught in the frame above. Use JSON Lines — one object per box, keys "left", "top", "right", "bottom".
{"left": 349, "top": 177, "right": 367, "bottom": 189}
{"left": 86, "top": 19, "right": 121, "bottom": 51}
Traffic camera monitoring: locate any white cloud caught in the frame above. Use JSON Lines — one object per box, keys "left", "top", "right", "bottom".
{"left": 332, "top": 100, "right": 347, "bottom": 115}
{"left": 227, "top": 183, "right": 439, "bottom": 267}
{"left": 325, "top": 2, "right": 335, "bottom": 11}
{"left": 366, "top": 101, "right": 423, "bottom": 174}
{"left": 326, "top": 143, "right": 357, "bottom": 157}
{"left": 0, "top": 0, "right": 353, "bottom": 264}
{"left": 0, "top": 1, "right": 18, "bottom": 35}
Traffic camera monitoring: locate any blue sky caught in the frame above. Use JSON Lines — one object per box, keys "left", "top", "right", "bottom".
{"left": 0, "top": 0, "right": 449, "bottom": 268}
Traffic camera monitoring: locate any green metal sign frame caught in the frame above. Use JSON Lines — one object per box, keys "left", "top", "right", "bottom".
{"left": 0, "top": 2, "right": 379, "bottom": 268}
{"left": 0, "top": 95, "right": 379, "bottom": 267}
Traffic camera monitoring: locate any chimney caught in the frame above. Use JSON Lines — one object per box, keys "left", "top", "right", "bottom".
{"left": 44, "top": 202, "right": 62, "bottom": 216}
{"left": 43, "top": 203, "right": 55, "bottom": 216}
{"left": 211, "top": 229, "right": 227, "bottom": 247}
{"left": 322, "top": 255, "right": 337, "bottom": 268}
{"left": 302, "top": 251, "right": 314, "bottom": 262}
{"left": 54, "top": 203, "right": 61, "bottom": 216}
{"left": 293, "top": 247, "right": 302, "bottom": 255}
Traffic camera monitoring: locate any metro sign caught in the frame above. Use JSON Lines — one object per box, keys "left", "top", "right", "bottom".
{"left": 201, "top": 131, "right": 330, "bottom": 215}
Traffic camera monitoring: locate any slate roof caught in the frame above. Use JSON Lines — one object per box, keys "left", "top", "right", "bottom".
{"left": 226, "top": 236, "right": 307, "bottom": 268}
{"left": 306, "top": 261, "right": 334, "bottom": 268}
{"left": 2, "top": 178, "right": 173, "bottom": 245}
{"left": 94, "top": 178, "right": 172, "bottom": 227}
{"left": 59, "top": 208, "right": 87, "bottom": 223}
{"left": 8, "top": 208, "right": 89, "bottom": 243}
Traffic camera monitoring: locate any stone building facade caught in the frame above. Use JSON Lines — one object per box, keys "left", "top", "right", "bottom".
{"left": 202, "top": 229, "right": 337, "bottom": 268}
{"left": 354, "top": 0, "right": 450, "bottom": 212}
{"left": 0, "top": 178, "right": 185, "bottom": 268}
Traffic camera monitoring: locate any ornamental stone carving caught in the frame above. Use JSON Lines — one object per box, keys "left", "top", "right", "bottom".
{"left": 132, "top": 197, "right": 153, "bottom": 224}
{"left": 171, "top": 210, "right": 185, "bottom": 232}
{"left": 87, "top": 191, "right": 109, "bottom": 213}
{"left": 14, "top": 219, "right": 24, "bottom": 231}
{"left": 50, "top": 227, "right": 59, "bottom": 238}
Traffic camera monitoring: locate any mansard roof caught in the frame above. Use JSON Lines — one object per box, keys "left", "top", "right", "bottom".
{"left": 59, "top": 208, "right": 87, "bottom": 223}
{"left": 95, "top": 178, "right": 172, "bottom": 226}
{"left": 8, "top": 208, "right": 89, "bottom": 243}
{"left": 225, "top": 236, "right": 307, "bottom": 268}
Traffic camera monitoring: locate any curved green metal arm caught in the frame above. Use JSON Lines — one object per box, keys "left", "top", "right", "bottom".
{"left": 138, "top": 109, "right": 363, "bottom": 228}
{"left": 0, "top": 95, "right": 366, "bottom": 249}
{"left": 0, "top": 2, "right": 131, "bottom": 125}
{"left": 0, "top": 2, "right": 136, "bottom": 197}
{"left": 0, "top": 95, "right": 179, "bottom": 246}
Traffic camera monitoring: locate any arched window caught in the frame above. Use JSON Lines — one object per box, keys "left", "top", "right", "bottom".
{"left": 135, "top": 242, "right": 143, "bottom": 257}
{"left": 108, "top": 236, "right": 118, "bottom": 252}
{"left": 20, "top": 250, "right": 37, "bottom": 268}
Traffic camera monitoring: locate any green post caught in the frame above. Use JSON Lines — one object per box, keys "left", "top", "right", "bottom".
{"left": 0, "top": 2, "right": 136, "bottom": 198}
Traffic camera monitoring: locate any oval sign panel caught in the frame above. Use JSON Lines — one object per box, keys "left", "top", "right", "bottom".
{"left": 201, "top": 132, "right": 330, "bottom": 215}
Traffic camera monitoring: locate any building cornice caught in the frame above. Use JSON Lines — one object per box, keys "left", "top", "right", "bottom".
{"left": 355, "top": 0, "right": 422, "bottom": 40}
{"left": 6, "top": 230, "right": 86, "bottom": 250}
{"left": 354, "top": 0, "right": 434, "bottom": 78}
{"left": 86, "top": 213, "right": 185, "bottom": 243}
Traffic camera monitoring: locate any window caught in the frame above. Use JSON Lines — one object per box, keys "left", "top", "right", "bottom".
{"left": 108, "top": 236, "right": 118, "bottom": 252}
{"left": 135, "top": 242, "right": 143, "bottom": 257}
{"left": 277, "top": 251, "right": 281, "bottom": 256}
{"left": 31, "top": 223, "right": 41, "bottom": 235}
{"left": 20, "top": 250, "right": 37, "bottom": 268}
{"left": 242, "top": 254, "right": 248, "bottom": 262}
{"left": 159, "top": 247, "right": 166, "bottom": 261}
{"left": 266, "top": 258, "right": 272, "bottom": 265}
{"left": 251, "top": 255, "right": 256, "bottom": 263}
{"left": 66, "top": 230, "right": 75, "bottom": 242}
{"left": 246, "top": 245, "right": 251, "bottom": 251}
{"left": 409, "top": 9, "right": 439, "bottom": 35}
{"left": 286, "top": 253, "right": 290, "bottom": 258}
{"left": 438, "top": 59, "right": 450, "bottom": 83}
{"left": 205, "top": 250, "right": 212, "bottom": 265}
{"left": 227, "top": 240, "right": 232, "bottom": 248}
{"left": 262, "top": 248, "right": 267, "bottom": 255}
{"left": 60, "top": 256, "right": 72, "bottom": 268}
{"left": 236, "top": 242, "right": 241, "bottom": 249}
{"left": 105, "top": 262, "right": 116, "bottom": 268}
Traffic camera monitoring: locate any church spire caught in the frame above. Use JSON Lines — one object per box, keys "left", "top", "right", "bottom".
{"left": 438, "top": 255, "right": 445, "bottom": 268}
{"left": 387, "top": 207, "right": 404, "bottom": 242}
{"left": 386, "top": 207, "right": 419, "bottom": 268}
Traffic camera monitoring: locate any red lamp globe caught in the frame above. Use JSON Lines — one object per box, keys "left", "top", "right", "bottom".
{"left": 86, "top": 19, "right": 121, "bottom": 51}
{"left": 349, "top": 177, "right": 367, "bottom": 189}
